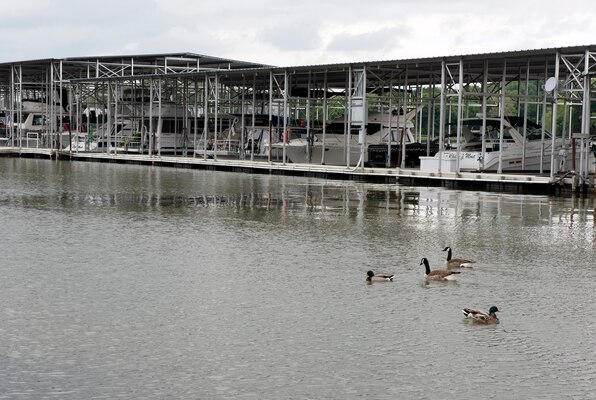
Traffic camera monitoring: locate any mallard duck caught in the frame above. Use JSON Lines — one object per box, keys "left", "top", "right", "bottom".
{"left": 443, "top": 246, "right": 475, "bottom": 268}
{"left": 420, "top": 257, "right": 460, "bottom": 281}
{"left": 366, "top": 270, "right": 395, "bottom": 282}
{"left": 462, "top": 306, "right": 500, "bottom": 324}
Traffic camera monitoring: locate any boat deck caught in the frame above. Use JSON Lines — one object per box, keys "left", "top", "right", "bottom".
{"left": 0, "top": 147, "right": 592, "bottom": 196}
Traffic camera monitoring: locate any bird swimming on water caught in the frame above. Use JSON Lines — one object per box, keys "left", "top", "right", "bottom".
{"left": 366, "top": 270, "right": 395, "bottom": 282}
{"left": 462, "top": 306, "right": 500, "bottom": 324}
{"left": 443, "top": 246, "right": 475, "bottom": 268}
{"left": 420, "top": 257, "right": 460, "bottom": 281}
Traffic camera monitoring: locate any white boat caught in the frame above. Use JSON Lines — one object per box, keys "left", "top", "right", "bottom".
{"left": 276, "top": 108, "right": 424, "bottom": 166}
{"left": 5, "top": 100, "right": 77, "bottom": 148}
{"left": 194, "top": 115, "right": 284, "bottom": 160}
{"left": 66, "top": 88, "right": 199, "bottom": 155}
{"left": 419, "top": 116, "right": 593, "bottom": 173}
{"left": 121, "top": 99, "right": 194, "bottom": 155}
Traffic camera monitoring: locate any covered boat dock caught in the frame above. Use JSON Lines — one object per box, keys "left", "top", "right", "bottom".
{"left": 0, "top": 46, "right": 595, "bottom": 194}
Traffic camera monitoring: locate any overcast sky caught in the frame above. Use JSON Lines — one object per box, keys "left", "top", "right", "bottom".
{"left": 1, "top": 0, "right": 594, "bottom": 66}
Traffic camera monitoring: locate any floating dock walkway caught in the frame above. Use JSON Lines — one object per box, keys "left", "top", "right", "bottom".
{"left": 0, "top": 147, "right": 592, "bottom": 196}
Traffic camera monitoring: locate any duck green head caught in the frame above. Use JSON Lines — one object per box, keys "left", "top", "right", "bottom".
{"left": 489, "top": 306, "right": 499, "bottom": 314}
{"left": 367, "top": 270, "right": 375, "bottom": 278}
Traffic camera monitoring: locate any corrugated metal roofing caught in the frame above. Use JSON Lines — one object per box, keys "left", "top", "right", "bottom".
{"left": 0, "top": 45, "right": 594, "bottom": 89}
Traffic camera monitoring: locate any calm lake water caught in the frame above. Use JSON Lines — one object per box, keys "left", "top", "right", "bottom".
{"left": 0, "top": 157, "right": 595, "bottom": 399}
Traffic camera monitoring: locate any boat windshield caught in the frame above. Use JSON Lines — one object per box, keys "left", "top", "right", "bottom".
{"left": 460, "top": 120, "right": 513, "bottom": 144}
{"left": 32, "top": 114, "right": 46, "bottom": 126}
{"left": 13, "top": 112, "right": 30, "bottom": 123}
{"left": 458, "top": 117, "right": 552, "bottom": 146}
{"left": 521, "top": 125, "right": 552, "bottom": 141}
{"left": 506, "top": 116, "right": 552, "bottom": 141}
{"left": 382, "top": 128, "right": 415, "bottom": 144}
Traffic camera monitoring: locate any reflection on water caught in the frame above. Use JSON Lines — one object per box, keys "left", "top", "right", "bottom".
{"left": 0, "top": 158, "right": 595, "bottom": 399}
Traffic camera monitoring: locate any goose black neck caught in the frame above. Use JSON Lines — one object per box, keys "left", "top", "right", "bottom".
{"left": 422, "top": 258, "right": 431, "bottom": 274}
{"left": 446, "top": 248, "right": 452, "bottom": 261}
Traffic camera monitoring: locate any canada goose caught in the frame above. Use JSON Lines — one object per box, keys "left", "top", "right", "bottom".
{"left": 443, "top": 246, "right": 475, "bottom": 268}
{"left": 366, "top": 270, "right": 395, "bottom": 282}
{"left": 462, "top": 306, "right": 500, "bottom": 324}
{"left": 420, "top": 257, "right": 460, "bottom": 281}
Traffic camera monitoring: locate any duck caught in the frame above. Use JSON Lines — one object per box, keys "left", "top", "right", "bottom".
{"left": 462, "top": 306, "right": 500, "bottom": 324}
{"left": 420, "top": 257, "right": 460, "bottom": 281}
{"left": 443, "top": 246, "right": 475, "bottom": 268}
{"left": 366, "top": 270, "right": 395, "bottom": 282}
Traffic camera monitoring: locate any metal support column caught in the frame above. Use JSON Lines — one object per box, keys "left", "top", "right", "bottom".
{"left": 549, "top": 52, "right": 560, "bottom": 180}
{"left": 438, "top": 60, "right": 446, "bottom": 173}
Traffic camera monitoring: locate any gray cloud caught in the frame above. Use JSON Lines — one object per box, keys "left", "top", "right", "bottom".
{"left": 325, "top": 26, "right": 408, "bottom": 53}
{"left": 258, "top": 21, "right": 323, "bottom": 52}
{"left": 0, "top": 0, "right": 594, "bottom": 66}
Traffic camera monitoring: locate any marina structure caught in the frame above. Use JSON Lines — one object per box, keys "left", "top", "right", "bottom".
{"left": 0, "top": 46, "right": 595, "bottom": 194}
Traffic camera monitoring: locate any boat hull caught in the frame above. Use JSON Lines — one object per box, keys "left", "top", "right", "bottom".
{"left": 280, "top": 142, "right": 367, "bottom": 166}
{"left": 421, "top": 145, "right": 595, "bottom": 173}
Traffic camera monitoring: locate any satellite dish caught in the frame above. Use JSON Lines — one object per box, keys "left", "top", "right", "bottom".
{"left": 544, "top": 77, "right": 557, "bottom": 92}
